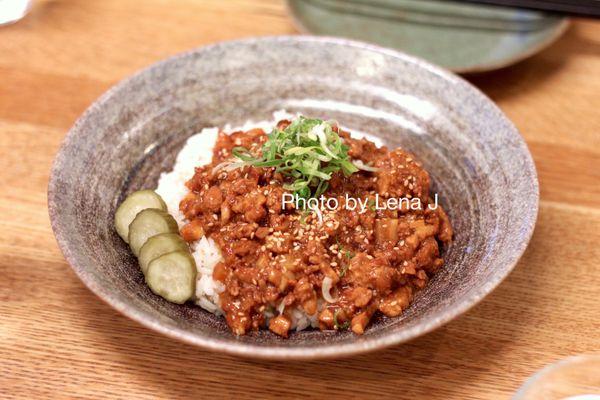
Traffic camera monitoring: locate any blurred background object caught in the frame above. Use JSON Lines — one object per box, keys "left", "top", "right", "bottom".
{"left": 513, "top": 355, "right": 600, "bottom": 400}
{"left": 286, "top": 0, "right": 569, "bottom": 73}
{"left": 0, "top": 0, "right": 31, "bottom": 25}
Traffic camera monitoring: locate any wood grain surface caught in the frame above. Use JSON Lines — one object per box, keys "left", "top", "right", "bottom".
{"left": 1, "top": 1, "right": 599, "bottom": 399}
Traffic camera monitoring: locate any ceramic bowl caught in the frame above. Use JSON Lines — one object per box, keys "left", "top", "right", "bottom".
{"left": 287, "top": 0, "right": 569, "bottom": 73}
{"left": 48, "top": 36, "right": 538, "bottom": 359}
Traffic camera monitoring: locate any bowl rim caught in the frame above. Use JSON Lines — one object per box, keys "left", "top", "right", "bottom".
{"left": 48, "top": 35, "right": 539, "bottom": 360}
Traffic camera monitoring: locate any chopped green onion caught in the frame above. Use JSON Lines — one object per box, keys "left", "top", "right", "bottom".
{"left": 333, "top": 309, "right": 350, "bottom": 330}
{"left": 231, "top": 116, "right": 359, "bottom": 199}
{"left": 368, "top": 198, "right": 377, "bottom": 212}
{"left": 338, "top": 248, "right": 354, "bottom": 278}
{"left": 339, "top": 263, "right": 350, "bottom": 278}
{"left": 353, "top": 159, "right": 380, "bottom": 172}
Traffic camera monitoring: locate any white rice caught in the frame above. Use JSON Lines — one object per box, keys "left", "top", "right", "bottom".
{"left": 155, "top": 110, "right": 374, "bottom": 331}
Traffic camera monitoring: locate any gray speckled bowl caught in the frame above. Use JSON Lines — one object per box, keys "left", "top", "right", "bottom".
{"left": 48, "top": 36, "right": 538, "bottom": 359}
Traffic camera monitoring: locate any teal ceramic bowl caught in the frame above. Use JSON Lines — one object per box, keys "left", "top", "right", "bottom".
{"left": 287, "top": 0, "right": 569, "bottom": 73}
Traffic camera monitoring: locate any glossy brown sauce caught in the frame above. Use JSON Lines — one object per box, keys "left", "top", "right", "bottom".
{"left": 179, "top": 121, "right": 452, "bottom": 337}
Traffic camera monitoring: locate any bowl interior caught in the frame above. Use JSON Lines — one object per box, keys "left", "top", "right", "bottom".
{"left": 49, "top": 36, "right": 538, "bottom": 358}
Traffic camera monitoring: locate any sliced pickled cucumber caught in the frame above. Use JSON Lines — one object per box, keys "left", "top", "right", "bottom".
{"left": 128, "top": 209, "right": 178, "bottom": 257}
{"left": 114, "top": 190, "right": 167, "bottom": 243}
{"left": 139, "top": 233, "right": 189, "bottom": 275}
{"left": 145, "top": 251, "right": 196, "bottom": 304}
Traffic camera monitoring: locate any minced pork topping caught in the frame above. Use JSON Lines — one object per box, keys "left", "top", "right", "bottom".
{"left": 179, "top": 117, "right": 452, "bottom": 337}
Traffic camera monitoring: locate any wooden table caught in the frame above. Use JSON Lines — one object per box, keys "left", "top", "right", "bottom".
{"left": 1, "top": 1, "right": 599, "bottom": 399}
